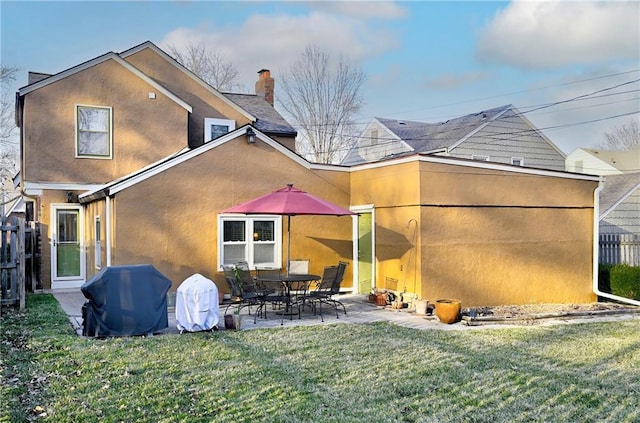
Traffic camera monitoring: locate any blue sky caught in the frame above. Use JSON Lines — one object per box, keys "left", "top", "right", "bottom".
{"left": 2, "top": 1, "right": 639, "bottom": 155}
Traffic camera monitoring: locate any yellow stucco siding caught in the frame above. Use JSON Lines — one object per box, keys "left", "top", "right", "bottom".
{"left": 422, "top": 206, "right": 596, "bottom": 306}
{"left": 418, "top": 162, "right": 596, "bottom": 208}
{"left": 122, "top": 48, "right": 253, "bottom": 147}
{"left": 22, "top": 59, "right": 188, "bottom": 184}
{"left": 351, "top": 158, "right": 598, "bottom": 306}
{"left": 108, "top": 137, "right": 353, "bottom": 291}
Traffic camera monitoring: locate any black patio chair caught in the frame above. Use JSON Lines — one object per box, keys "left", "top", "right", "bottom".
{"left": 255, "top": 267, "right": 302, "bottom": 325}
{"left": 222, "top": 263, "right": 265, "bottom": 324}
{"left": 304, "top": 265, "right": 340, "bottom": 322}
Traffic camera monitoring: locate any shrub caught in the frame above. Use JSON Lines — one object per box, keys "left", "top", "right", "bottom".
{"left": 610, "top": 264, "right": 640, "bottom": 300}
{"left": 598, "top": 264, "right": 614, "bottom": 293}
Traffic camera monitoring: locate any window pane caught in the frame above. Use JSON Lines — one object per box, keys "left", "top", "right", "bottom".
{"left": 254, "top": 244, "right": 275, "bottom": 265}
{"left": 224, "top": 221, "right": 245, "bottom": 242}
{"left": 79, "top": 108, "right": 108, "bottom": 131}
{"left": 79, "top": 132, "right": 109, "bottom": 155}
{"left": 223, "top": 244, "right": 246, "bottom": 264}
{"left": 253, "top": 220, "right": 274, "bottom": 241}
{"left": 210, "top": 124, "right": 229, "bottom": 140}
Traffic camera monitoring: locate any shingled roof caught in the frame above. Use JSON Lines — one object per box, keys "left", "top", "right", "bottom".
{"left": 377, "top": 104, "right": 512, "bottom": 152}
{"left": 224, "top": 93, "right": 297, "bottom": 137}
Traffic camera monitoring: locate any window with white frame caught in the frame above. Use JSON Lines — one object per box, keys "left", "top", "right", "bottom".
{"left": 94, "top": 216, "right": 102, "bottom": 269}
{"left": 219, "top": 215, "right": 281, "bottom": 269}
{"left": 76, "top": 105, "right": 112, "bottom": 158}
{"left": 204, "top": 117, "right": 236, "bottom": 143}
{"left": 511, "top": 157, "right": 524, "bottom": 166}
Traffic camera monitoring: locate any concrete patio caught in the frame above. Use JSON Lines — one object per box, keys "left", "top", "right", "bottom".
{"left": 50, "top": 289, "right": 640, "bottom": 336}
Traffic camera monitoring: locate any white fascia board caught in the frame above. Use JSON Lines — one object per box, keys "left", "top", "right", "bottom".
{"left": 351, "top": 153, "right": 601, "bottom": 181}
{"left": 119, "top": 42, "right": 255, "bottom": 122}
{"left": 82, "top": 126, "right": 313, "bottom": 199}
{"left": 24, "top": 181, "right": 105, "bottom": 194}
{"left": 17, "top": 51, "right": 192, "bottom": 113}
{"left": 19, "top": 52, "right": 116, "bottom": 95}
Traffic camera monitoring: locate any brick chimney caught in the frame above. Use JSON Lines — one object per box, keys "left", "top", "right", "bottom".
{"left": 255, "top": 69, "right": 274, "bottom": 106}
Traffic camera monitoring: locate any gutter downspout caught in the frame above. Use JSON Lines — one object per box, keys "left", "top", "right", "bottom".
{"left": 592, "top": 177, "right": 640, "bottom": 306}
{"left": 106, "top": 195, "right": 112, "bottom": 267}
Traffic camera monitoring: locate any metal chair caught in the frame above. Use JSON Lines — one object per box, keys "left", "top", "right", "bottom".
{"left": 222, "top": 263, "right": 265, "bottom": 323}
{"left": 255, "top": 267, "right": 300, "bottom": 325}
{"left": 304, "top": 265, "right": 340, "bottom": 322}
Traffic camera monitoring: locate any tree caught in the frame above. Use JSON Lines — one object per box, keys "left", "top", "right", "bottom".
{"left": 594, "top": 117, "right": 640, "bottom": 151}
{"left": 1, "top": 66, "right": 19, "bottom": 148}
{"left": 278, "top": 45, "right": 366, "bottom": 164}
{"left": 0, "top": 65, "right": 20, "bottom": 214}
{"left": 167, "top": 42, "right": 240, "bottom": 92}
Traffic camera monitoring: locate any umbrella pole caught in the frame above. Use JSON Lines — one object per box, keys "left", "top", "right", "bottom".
{"left": 287, "top": 215, "right": 291, "bottom": 276}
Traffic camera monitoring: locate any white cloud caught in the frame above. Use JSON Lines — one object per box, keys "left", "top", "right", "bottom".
{"left": 160, "top": 10, "right": 400, "bottom": 92}
{"left": 476, "top": 1, "right": 640, "bottom": 69}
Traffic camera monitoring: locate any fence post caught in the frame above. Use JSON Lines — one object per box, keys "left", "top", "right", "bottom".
{"left": 17, "top": 218, "right": 25, "bottom": 311}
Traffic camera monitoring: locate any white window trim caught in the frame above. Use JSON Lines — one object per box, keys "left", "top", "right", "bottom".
{"left": 94, "top": 216, "right": 102, "bottom": 270}
{"left": 511, "top": 157, "right": 524, "bottom": 166}
{"left": 471, "top": 154, "right": 490, "bottom": 161}
{"left": 75, "top": 104, "right": 113, "bottom": 159}
{"left": 204, "top": 117, "right": 236, "bottom": 143}
{"left": 218, "top": 214, "right": 282, "bottom": 270}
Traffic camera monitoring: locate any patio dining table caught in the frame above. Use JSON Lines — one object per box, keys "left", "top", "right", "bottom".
{"left": 257, "top": 273, "right": 321, "bottom": 316}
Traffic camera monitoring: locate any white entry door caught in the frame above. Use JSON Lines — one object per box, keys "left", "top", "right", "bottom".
{"left": 51, "top": 205, "right": 85, "bottom": 288}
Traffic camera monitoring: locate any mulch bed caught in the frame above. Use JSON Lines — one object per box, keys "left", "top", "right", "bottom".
{"left": 462, "top": 302, "right": 640, "bottom": 326}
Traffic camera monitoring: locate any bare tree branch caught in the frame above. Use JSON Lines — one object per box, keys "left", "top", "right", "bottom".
{"left": 594, "top": 117, "right": 640, "bottom": 151}
{"left": 167, "top": 42, "right": 240, "bottom": 92}
{"left": 0, "top": 65, "right": 20, "bottom": 196}
{"left": 278, "top": 45, "right": 366, "bottom": 164}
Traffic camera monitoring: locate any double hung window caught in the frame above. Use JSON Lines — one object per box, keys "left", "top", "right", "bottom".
{"left": 76, "top": 105, "right": 112, "bottom": 158}
{"left": 219, "top": 215, "right": 281, "bottom": 269}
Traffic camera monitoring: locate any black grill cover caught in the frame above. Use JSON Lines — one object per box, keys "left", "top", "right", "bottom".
{"left": 81, "top": 264, "right": 172, "bottom": 337}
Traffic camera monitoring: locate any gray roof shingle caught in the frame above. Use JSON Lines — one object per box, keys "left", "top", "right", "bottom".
{"left": 224, "top": 93, "right": 297, "bottom": 137}
{"left": 378, "top": 104, "right": 512, "bottom": 151}
{"left": 600, "top": 172, "right": 640, "bottom": 216}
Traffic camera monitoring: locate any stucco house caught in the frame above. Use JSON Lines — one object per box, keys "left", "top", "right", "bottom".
{"left": 17, "top": 41, "right": 602, "bottom": 307}
{"left": 342, "top": 104, "right": 567, "bottom": 171}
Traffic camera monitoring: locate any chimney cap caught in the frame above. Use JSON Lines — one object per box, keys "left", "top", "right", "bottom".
{"left": 258, "top": 69, "right": 270, "bottom": 74}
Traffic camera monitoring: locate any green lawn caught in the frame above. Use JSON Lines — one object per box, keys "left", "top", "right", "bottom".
{"left": 2, "top": 294, "right": 639, "bottom": 422}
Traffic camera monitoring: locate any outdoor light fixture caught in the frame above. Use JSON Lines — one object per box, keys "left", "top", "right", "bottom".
{"left": 246, "top": 127, "right": 256, "bottom": 143}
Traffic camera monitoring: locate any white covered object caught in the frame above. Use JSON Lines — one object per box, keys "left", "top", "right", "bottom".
{"left": 175, "top": 273, "right": 220, "bottom": 332}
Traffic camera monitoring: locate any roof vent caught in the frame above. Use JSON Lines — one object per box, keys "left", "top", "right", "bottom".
{"left": 398, "top": 120, "right": 406, "bottom": 125}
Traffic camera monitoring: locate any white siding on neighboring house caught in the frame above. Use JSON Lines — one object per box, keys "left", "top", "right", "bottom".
{"left": 448, "top": 112, "right": 566, "bottom": 171}
{"left": 343, "top": 120, "right": 410, "bottom": 165}
{"left": 566, "top": 148, "right": 623, "bottom": 175}
{"left": 601, "top": 188, "right": 640, "bottom": 235}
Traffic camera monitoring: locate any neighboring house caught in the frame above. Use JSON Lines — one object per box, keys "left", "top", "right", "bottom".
{"left": 566, "top": 148, "right": 640, "bottom": 175}
{"left": 342, "top": 104, "right": 567, "bottom": 171}
{"left": 17, "top": 42, "right": 602, "bottom": 307}
{"left": 565, "top": 148, "right": 640, "bottom": 265}
{"left": 599, "top": 172, "right": 640, "bottom": 266}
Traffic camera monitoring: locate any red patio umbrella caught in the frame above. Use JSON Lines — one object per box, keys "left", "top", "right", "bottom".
{"left": 223, "top": 184, "right": 355, "bottom": 274}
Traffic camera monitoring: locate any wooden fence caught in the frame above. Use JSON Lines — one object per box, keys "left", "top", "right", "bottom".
{"left": 599, "top": 233, "right": 640, "bottom": 266}
{"left": 0, "top": 217, "right": 39, "bottom": 312}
